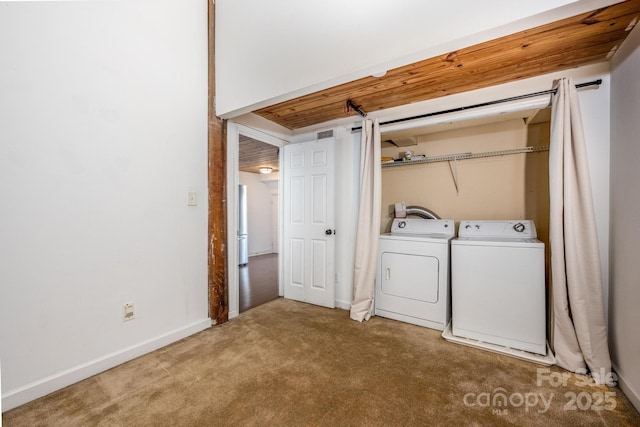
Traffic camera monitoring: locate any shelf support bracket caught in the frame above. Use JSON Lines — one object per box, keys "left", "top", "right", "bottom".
{"left": 449, "top": 157, "right": 461, "bottom": 196}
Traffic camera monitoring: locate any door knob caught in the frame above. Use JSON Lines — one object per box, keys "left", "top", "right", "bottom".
{"left": 325, "top": 229, "right": 335, "bottom": 235}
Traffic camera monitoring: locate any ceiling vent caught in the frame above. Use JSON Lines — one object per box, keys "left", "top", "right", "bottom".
{"left": 316, "top": 130, "right": 334, "bottom": 140}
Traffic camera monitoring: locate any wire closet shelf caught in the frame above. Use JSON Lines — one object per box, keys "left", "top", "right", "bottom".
{"left": 381, "top": 145, "right": 550, "bottom": 168}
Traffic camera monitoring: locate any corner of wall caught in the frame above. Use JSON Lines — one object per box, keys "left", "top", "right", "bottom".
{"left": 611, "top": 23, "right": 640, "bottom": 72}
{"left": 608, "top": 16, "right": 640, "bottom": 415}
{"left": 613, "top": 363, "right": 640, "bottom": 413}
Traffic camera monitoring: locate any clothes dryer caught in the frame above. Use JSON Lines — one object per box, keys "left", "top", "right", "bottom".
{"left": 375, "top": 218, "right": 455, "bottom": 330}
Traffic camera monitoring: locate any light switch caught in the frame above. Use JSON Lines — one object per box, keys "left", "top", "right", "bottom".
{"left": 188, "top": 191, "right": 197, "bottom": 206}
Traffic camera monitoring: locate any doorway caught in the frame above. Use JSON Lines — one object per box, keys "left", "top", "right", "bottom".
{"left": 226, "top": 123, "right": 287, "bottom": 318}
{"left": 238, "top": 135, "right": 280, "bottom": 312}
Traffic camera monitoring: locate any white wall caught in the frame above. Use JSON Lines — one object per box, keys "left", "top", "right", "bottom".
{"left": 0, "top": 0, "right": 209, "bottom": 410}
{"left": 609, "top": 24, "right": 640, "bottom": 412}
{"left": 215, "top": 0, "right": 620, "bottom": 118}
{"left": 239, "top": 172, "right": 276, "bottom": 256}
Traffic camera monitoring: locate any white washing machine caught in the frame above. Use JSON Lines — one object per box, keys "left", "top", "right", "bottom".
{"left": 451, "top": 220, "right": 546, "bottom": 355}
{"left": 375, "top": 218, "right": 455, "bottom": 330}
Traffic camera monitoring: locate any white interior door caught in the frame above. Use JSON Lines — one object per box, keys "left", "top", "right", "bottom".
{"left": 283, "top": 137, "right": 335, "bottom": 308}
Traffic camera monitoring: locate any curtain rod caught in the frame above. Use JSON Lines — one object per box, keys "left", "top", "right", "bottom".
{"left": 350, "top": 79, "right": 602, "bottom": 132}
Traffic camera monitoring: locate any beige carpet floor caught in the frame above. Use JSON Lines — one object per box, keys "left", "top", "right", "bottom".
{"left": 3, "top": 298, "right": 639, "bottom": 426}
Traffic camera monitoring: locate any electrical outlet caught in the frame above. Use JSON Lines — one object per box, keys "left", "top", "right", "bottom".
{"left": 123, "top": 303, "right": 135, "bottom": 321}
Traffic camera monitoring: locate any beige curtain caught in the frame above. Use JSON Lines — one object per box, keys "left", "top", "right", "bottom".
{"left": 350, "top": 119, "right": 381, "bottom": 322}
{"left": 549, "top": 78, "right": 612, "bottom": 384}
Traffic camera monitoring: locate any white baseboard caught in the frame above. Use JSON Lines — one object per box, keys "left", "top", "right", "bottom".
{"left": 1, "top": 318, "right": 211, "bottom": 412}
{"left": 612, "top": 362, "right": 640, "bottom": 413}
{"left": 335, "top": 299, "right": 351, "bottom": 310}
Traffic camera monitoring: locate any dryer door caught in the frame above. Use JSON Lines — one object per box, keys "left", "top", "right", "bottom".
{"left": 380, "top": 252, "right": 439, "bottom": 303}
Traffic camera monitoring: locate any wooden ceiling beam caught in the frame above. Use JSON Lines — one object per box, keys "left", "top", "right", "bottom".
{"left": 264, "top": 15, "right": 625, "bottom": 118}
{"left": 254, "top": 0, "right": 640, "bottom": 129}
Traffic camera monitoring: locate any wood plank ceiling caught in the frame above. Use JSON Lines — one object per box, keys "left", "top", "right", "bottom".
{"left": 254, "top": 0, "right": 640, "bottom": 130}
{"left": 239, "top": 134, "right": 279, "bottom": 174}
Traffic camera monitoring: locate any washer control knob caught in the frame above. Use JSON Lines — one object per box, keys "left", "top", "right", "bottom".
{"left": 513, "top": 223, "right": 526, "bottom": 232}
{"left": 398, "top": 221, "right": 407, "bottom": 229}
{"left": 465, "top": 224, "right": 471, "bottom": 229}
{"left": 475, "top": 224, "right": 480, "bottom": 230}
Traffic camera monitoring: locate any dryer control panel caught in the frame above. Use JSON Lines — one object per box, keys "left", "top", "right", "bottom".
{"left": 391, "top": 218, "right": 455, "bottom": 237}
{"left": 458, "top": 220, "right": 537, "bottom": 239}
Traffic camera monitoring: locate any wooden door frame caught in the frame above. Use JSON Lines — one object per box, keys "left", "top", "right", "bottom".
{"left": 208, "top": 0, "right": 228, "bottom": 325}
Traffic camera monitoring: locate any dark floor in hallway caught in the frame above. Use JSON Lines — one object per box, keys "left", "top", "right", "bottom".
{"left": 239, "top": 253, "right": 279, "bottom": 313}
